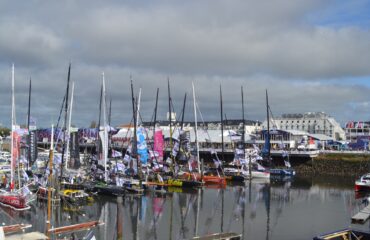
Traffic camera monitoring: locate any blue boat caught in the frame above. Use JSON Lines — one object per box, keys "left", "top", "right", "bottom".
{"left": 269, "top": 168, "right": 295, "bottom": 176}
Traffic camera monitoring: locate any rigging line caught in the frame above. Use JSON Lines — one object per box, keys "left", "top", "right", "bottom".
{"left": 42, "top": 94, "right": 66, "bottom": 176}
{"left": 120, "top": 116, "right": 134, "bottom": 156}
{"left": 268, "top": 105, "right": 278, "bottom": 129}
{"left": 195, "top": 101, "right": 213, "bottom": 143}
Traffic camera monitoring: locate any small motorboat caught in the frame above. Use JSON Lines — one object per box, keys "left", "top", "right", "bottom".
{"left": 313, "top": 228, "right": 370, "bottom": 240}
{"left": 59, "top": 189, "right": 93, "bottom": 204}
{"left": 355, "top": 173, "right": 370, "bottom": 192}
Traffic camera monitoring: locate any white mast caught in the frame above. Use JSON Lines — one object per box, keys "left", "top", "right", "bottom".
{"left": 192, "top": 82, "right": 201, "bottom": 174}
{"left": 136, "top": 88, "right": 142, "bottom": 127}
{"left": 10, "top": 63, "right": 15, "bottom": 190}
{"left": 65, "top": 81, "right": 75, "bottom": 170}
{"left": 102, "top": 72, "right": 108, "bottom": 182}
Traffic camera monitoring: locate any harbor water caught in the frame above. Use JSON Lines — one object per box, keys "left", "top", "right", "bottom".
{"left": 0, "top": 175, "right": 368, "bottom": 240}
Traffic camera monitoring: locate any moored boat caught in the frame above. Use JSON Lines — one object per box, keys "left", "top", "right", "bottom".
{"left": 313, "top": 228, "right": 370, "bottom": 240}
{"left": 178, "top": 171, "right": 227, "bottom": 185}
{"left": 355, "top": 173, "right": 370, "bottom": 192}
{"left": 0, "top": 190, "right": 30, "bottom": 211}
{"left": 269, "top": 168, "right": 295, "bottom": 176}
{"left": 192, "top": 232, "right": 242, "bottom": 240}
{"left": 59, "top": 189, "right": 93, "bottom": 204}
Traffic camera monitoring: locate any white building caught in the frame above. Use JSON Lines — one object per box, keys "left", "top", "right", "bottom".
{"left": 345, "top": 121, "right": 370, "bottom": 143}
{"left": 262, "top": 112, "right": 345, "bottom": 141}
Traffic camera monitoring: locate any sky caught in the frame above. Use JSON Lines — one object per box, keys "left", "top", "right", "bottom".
{"left": 0, "top": 0, "right": 369, "bottom": 128}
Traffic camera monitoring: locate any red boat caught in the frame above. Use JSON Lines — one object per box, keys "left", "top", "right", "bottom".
{"left": 355, "top": 174, "right": 370, "bottom": 192}
{"left": 0, "top": 191, "right": 29, "bottom": 210}
{"left": 179, "top": 172, "right": 227, "bottom": 185}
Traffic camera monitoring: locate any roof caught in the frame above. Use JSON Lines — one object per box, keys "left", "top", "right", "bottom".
{"left": 112, "top": 127, "right": 255, "bottom": 143}
{"left": 307, "top": 133, "right": 334, "bottom": 141}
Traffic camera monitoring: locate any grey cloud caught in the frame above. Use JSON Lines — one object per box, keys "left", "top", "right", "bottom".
{"left": 0, "top": 20, "right": 64, "bottom": 67}
{"left": 0, "top": 1, "right": 369, "bottom": 128}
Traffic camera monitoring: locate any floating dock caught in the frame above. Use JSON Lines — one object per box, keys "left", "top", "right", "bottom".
{"left": 352, "top": 205, "right": 370, "bottom": 223}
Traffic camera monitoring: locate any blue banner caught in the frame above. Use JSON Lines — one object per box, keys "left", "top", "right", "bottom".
{"left": 137, "top": 127, "right": 148, "bottom": 164}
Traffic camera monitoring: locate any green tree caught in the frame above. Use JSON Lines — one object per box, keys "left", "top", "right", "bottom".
{"left": 0, "top": 127, "right": 10, "bottom": 137}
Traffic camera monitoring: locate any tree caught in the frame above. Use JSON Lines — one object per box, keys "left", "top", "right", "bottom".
{"left": 0, "top": 127, "right": 10, "bottom": 137}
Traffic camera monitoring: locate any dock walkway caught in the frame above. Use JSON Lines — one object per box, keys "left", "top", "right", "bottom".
{"left": 352, "top": 205, "right": 370, "bottom": 223}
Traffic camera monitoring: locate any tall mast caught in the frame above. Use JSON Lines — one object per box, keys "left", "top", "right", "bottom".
{"left": 168, "top": 78, "right": 172, "bottom": 149}
{"left": 180, "top": 93, "right": 187, "bottom": 130}
{"left": 60, "top": 63, "right": 71, "bottom": 179}
{"left": 192, "top": 82, "right": 201, "bottom": 174}
{"left": 153, "top": 88, "right": 159, "bottom": 133}
{"left": 130, "top": 77, "right": 140, "bottom": 180}
{"left": 108, "top": 98, "right": 112, "bottom": 127}
{"left": 176, "top": 93, "right": 187, "bottom": 163}
{"left": 10, "top": 64, "right": 15, "bottom": 190}
{"left": 47, "top": 124, "right": 54, "bottom": 237}
{"left": 98, "top": 85, "right": 103, "bottom": 128}
{"left": 220, "top": 85, "right": 224, "bottom": 162}
{"left": 96, "top": 84, "right": 103, "bottom": 159}
{"left": 266, "top": 89, "right": 270, "bottom": 161}
{"left": 27, "top": 78, "right": 31, "bottom": 170}
{"left": 219, "top": 85, "right": 225, "bottom": 233}
{"left": 136, "top": 88, "right": 142, "bottom": 127}
{"left": 65, "top": 81, "right": 75, "bottom": 170}
{"left": 102, "top": 73, "right": 108, "bottom": 182}
{"left": 242, "top": 86, "right": 250, "bottom": 177}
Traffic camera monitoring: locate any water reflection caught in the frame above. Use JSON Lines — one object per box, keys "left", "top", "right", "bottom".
{"left": 0, "top": 175, "right": 366, "bottom": 240}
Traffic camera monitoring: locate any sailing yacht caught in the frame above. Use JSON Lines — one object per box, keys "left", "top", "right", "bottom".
{"left": 0, "top": 64, "right": 30, "bottom": 211}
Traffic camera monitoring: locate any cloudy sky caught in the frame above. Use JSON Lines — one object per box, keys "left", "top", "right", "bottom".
{"left": 0, "top": 0, "right": 369, "bottom": 128}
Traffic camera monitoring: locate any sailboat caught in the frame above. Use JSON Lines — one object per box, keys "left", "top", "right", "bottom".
{"left": 221, "top": 86, "right": 246, "bottom": 183}
{"left": 146, "top": 82, "right": 202, "bottom": 189}
{"left": 263, "top": 90, "right": 295, "bottom": 177}
{"left": 178, "top": 82, "right": 226, "bottom": 186}
{"left": 0, "top": 64, "right": 30, "bottom": 211}
{"left": 92, "top": 73, "right": 126, "bottom": 196}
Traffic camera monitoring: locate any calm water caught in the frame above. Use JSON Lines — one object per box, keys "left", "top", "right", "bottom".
{"left": 0, "top": 175, "right": 368, "bottom": 240}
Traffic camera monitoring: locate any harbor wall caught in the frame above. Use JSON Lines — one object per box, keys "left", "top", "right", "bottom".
{"left": 293, "top": 153, "right": 370, "bottom": 176}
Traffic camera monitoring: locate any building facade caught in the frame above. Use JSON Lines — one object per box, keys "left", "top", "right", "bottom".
{"left": 262, "top": 112, "right": 345, "bottom": 141}
{"left": 345, "top": 121, "right": 370, "bottom": 143}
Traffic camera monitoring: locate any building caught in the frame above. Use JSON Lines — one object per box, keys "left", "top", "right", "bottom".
{"left": 262, "top": 112, "right": 345, "bottom": 141}
{"left": 345, "top": 121, "right": 370, "bottom": 150}
{"left": 113, "top": 119, "right": 262, "bottom": 150}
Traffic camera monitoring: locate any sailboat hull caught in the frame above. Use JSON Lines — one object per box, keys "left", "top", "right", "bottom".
{"left": 0, "top": 192, "right": 29, "bottom": 210}
{"left": 269, "top": 168, "right": 295, "bottom": 176}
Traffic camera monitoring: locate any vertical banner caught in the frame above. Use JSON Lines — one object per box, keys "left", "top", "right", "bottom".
{"left": 153, "top": 129, "right": 164, "bottom": 162}
{"left": 70, "top": 131, "right": 80, "bottom": 168}
{"left": 180, "top": 130, "right": 191, "bottom": 153}
{"left": 28, "top": 130, "right": 38, "bottom": 165}
{"left": 137, "top": 127, "right": 148, "bottom": 164}
{"left": 12, "top": 131, "right": 20, "bottom": 171}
